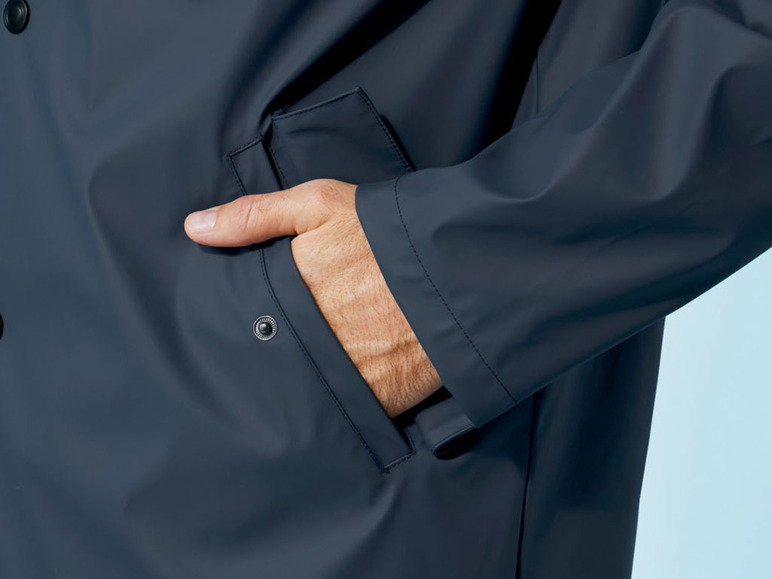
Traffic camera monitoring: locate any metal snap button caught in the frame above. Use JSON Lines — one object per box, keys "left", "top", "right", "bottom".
{"left": 3, "top": 0, "right": 29, "bottom": 34}
{"left": 253, "top": 315, "right": 277, "bottom": 340}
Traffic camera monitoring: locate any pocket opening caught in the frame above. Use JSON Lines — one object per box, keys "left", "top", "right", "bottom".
{"left": 259, "top": 234, "right": 415, "bottom": 471}
{"left": 226, "top": 85, "right": 423, "bottom": 471}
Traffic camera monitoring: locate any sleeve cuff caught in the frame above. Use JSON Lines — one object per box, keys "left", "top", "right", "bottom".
{"left": 355, "top": 172, "right": 517, "bottom": 428}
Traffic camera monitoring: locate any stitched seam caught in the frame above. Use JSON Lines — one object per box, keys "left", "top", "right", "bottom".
{"left": 259, "top": 243, "right": 401, "bottom": 473}
{"left": 272, "top": 87, "right": 413, "bottom": 175}
{"left": 227, "top": 155, "right": 247, "bottom": 197}
{"left": 265, "top": 139, "right": 290, "bottom": 190}
{"left": 271, "top": 87, "right": 362, "bottom": 121}
{"left": 391, "top": 174, "right": 517, "bottom": 405}
{"left": 353, "top": 89, "right": 413, "bottom": 173}
{"left": 432, "top": 423, "right": 476, "bottom": 452}
{"left": 227, "top": 135, "right": 263, "bottom": 158}
{"left": 381, "top": 426, "right": 417, "bottom": 471}
{"left": 226, "top": 137, "right": 263, "bottom": 197}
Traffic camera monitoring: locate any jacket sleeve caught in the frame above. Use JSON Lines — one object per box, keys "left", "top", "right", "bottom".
{"left": 354, "top": 0, "right": 772, "bottom": 428}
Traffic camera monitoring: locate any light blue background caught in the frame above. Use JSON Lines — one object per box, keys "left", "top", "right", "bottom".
{"left": 632, "top": 248, "right": 772, "bottom": 577}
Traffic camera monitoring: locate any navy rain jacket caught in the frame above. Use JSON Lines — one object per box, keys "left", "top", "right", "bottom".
{"left": 1, "top": 0, "right": 771, "bottom": 577}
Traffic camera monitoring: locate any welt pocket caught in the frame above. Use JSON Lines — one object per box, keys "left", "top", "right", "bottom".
{"left": 226, "top": 85, "right": 416, "bottom": 471}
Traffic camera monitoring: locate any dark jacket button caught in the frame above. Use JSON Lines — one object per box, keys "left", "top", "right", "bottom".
{"left": 3, "top": 0, "right": 29, "bottom": 34}
{"left": 253, "top": 315, "right": 277, "bottom": 341}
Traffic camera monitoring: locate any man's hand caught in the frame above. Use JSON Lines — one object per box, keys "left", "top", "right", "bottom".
{"left": 184, "top": 178, "right": 443, "bottom": 418}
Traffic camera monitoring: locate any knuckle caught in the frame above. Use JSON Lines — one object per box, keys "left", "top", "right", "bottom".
{"left": 232, "top": 195, "right": 261, "bottom": 232}
{"left": 313, "top": 179, "right": 341, "bottom": 212}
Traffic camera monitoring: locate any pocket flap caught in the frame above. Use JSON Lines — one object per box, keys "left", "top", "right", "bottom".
{"left": 266, "top": 86, "right": 413, "bottom": 189}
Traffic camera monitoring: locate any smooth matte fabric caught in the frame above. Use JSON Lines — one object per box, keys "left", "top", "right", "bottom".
{"left": 1, "top": 1, "right": 770, "bottom": 577}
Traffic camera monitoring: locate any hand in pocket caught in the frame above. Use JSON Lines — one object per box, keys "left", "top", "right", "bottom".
{"left": 184, "top": 177, "right": 443, "bottom": 418}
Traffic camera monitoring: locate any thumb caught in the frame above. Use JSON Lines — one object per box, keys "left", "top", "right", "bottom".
{"left": 184, "top": 187, "right": 315, "bottom": 247}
